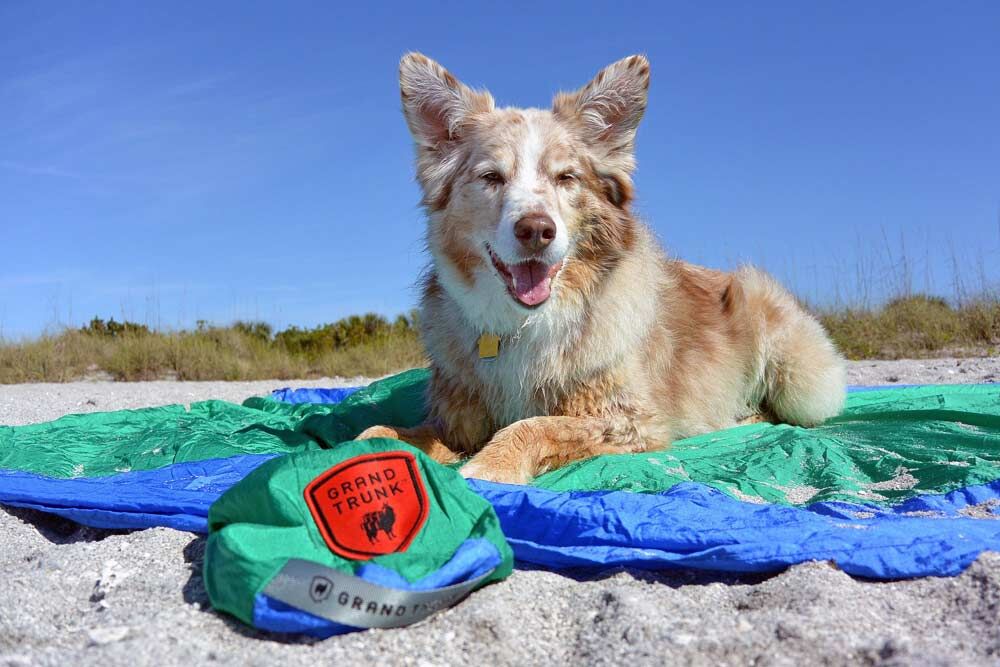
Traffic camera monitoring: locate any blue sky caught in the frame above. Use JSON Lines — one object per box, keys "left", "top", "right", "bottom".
{"left": 1, "top": 1, "right": 998, "bottom": 339}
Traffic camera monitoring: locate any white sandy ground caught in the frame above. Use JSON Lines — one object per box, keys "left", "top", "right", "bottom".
{"left": 1, "top": 357, "right": 999, "bottom": 667}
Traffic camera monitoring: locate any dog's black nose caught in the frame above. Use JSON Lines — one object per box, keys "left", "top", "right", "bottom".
{"left": 513, "top": 214, "right": 556, "bottom": 252}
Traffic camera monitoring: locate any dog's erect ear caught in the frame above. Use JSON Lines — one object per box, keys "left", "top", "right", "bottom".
{"left": 552, "top": 55, "right": 650, "bottom": 173}
{"left": 399, "top": 52, "right": 494, "bottom": 148}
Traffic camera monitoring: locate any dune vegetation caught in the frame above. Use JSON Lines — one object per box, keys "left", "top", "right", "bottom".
{"left": 817, "top": 295, "right": 1000, "bottom": 360}
{"left": 0, "top": 313, "right": 426, "bottom": 383}
{"left": 1, "top": 296, "right": 998, "bottom": 383}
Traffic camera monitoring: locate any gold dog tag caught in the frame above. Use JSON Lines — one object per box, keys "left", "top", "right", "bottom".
{"left": 478, "top": 333, "right": 500, "bottom": 359}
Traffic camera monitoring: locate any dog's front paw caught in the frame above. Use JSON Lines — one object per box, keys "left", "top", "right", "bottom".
{"left": 459, "top": 456, "right": 532, "bottom": 485}
{"left": 355, "top": 425, "right": 400, "bottom": 441}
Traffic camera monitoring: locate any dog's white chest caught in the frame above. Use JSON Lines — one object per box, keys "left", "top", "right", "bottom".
{"left": 472, "top": 329, "right": 564, "bottom": 426}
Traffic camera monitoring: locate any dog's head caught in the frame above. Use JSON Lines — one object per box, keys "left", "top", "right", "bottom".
{"left": 400, "top": 53, "right": 649, "bottom": 330}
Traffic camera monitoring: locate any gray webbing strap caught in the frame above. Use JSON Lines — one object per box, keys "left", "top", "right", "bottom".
{"left": 262, "top": 558, "right": 494, "bottom": 629}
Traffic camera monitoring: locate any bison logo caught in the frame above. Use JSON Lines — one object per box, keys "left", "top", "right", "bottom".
{"left": 304, "top": 452, "right": 429, "bottom": 560}
{"left": 362, "top": 503, "right": 397, "bottom": 543}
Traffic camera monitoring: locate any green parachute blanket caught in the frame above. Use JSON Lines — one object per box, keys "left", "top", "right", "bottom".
{"left": 2, "top": 368, "right": 999, "bottom": 508}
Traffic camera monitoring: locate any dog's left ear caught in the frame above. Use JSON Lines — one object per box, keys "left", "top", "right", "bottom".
{"left": 553, "top": 55, "right": 650, "bottom": 182}
{"left": 399, "top": 52, "right": 495, "bottom": 149}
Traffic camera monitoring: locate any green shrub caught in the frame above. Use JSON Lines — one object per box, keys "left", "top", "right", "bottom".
{"left": 81, "top": 317, "right": 150, "bottom": 338}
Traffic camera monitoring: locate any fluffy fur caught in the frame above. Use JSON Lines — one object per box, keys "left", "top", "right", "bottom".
{"left": 358, "top": 53, "right": 847, "bottom": 484}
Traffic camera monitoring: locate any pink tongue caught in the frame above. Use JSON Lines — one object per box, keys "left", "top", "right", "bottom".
{"left": 510, "top": 261, "right": 552, "bottom": 306}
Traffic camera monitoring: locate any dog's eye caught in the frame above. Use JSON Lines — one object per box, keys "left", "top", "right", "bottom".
{"left": 557, "top": 172, "right": 577, "bottom": 184}
{"left": 480, "top": 171, "right": 505, "bottom": 185}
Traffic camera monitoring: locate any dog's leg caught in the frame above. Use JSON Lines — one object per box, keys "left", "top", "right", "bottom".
{"left": 459, "top": 415, "right": 659, "bottom": 485}
{"left": 356, "top": 423, "right": 462, "bottom": 465}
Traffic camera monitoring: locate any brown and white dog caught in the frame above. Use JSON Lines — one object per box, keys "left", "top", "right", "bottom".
{"left": 358, "top": 53, "right": 846, "bottom": 484}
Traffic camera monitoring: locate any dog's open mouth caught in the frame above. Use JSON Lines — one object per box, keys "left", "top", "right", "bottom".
{"left": 487, "top": 245, "right": 563, "bottom": 308}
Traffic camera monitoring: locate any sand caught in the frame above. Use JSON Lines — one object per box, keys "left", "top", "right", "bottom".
{"left": 2, "top": 357, "right": 1000, "bottom": 667}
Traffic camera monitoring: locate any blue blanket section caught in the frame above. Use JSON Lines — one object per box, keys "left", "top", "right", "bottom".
{"left": 0, "top": 455, "right": 278, "bottom": 532}
{"left": 270, "top": 386, "right": 361, "bottom": 404}
{"left": 470, "top": 479, "right": 1000, "bottom": 578}
{"left": 3, "top": 454, "right": 1000, "bottom": 579}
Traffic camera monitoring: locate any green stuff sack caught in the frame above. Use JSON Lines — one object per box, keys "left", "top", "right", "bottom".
{"left": 204, "top": 439, "right": 513, "bottom": 637}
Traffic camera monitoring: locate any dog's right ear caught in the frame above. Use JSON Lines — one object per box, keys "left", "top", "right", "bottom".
{"left": 399, "top": 53, "right": 494, "bottom": 149}
{"left": 552, "top": 55, "right": 649, "bottom": 158}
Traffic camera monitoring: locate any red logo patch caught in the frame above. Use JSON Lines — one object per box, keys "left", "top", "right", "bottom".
{"left": 304, "top": 452, "right": 429, "bottom": 560}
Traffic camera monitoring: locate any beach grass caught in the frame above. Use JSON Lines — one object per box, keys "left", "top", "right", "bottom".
{"left": 2, "top": 296, "right": 998, "bottom": 383}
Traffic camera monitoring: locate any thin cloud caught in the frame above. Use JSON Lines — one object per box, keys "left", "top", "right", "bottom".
{"left": 0, "top": 159, "right": 92, "bottom": 181}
